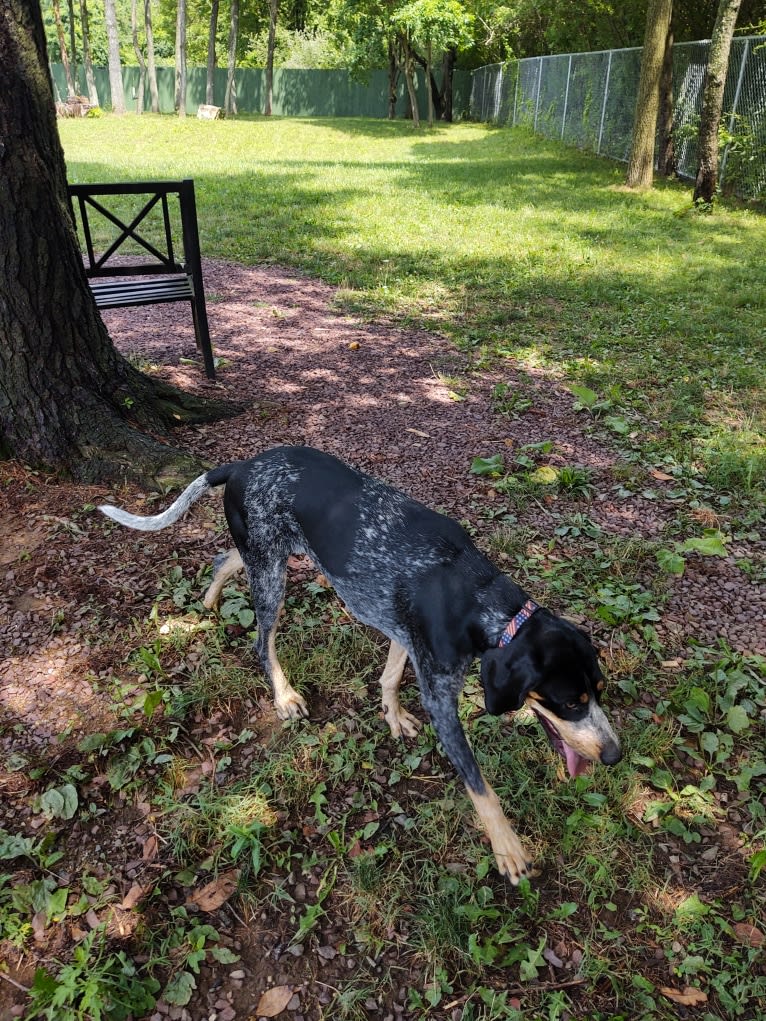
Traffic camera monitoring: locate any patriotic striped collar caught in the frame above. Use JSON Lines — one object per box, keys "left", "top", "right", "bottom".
{"left": 498, "top": 599, "right": 540, "bottom": 647}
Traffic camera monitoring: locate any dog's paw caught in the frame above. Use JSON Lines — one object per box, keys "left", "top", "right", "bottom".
{"left": 384, "top": 705, "right": 421, "bottom": 739}
{"left": 491, "top": 831, "right": 533, "bottom": 885}
{"left": 274, "top": 688, "right": 309, "bottom": 720}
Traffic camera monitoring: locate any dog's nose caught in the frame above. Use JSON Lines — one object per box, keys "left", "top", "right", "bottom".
{"left": 600, "top": 742, "right": 622, "bottom": 766}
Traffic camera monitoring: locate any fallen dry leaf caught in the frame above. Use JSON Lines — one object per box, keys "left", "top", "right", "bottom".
{"left": 142, "top": 834, "right": 159, "bottom": 861}
{"left": 186, "top": 870, "right": 240, "bottom": 912}
{"left": 733, "top": 922, "right": 764, "bottom": 948}
{"left": 121, "top": 882, "right": 153, "bottom": 910}
{"left": 255, "top": 984, "right": 293, "bottom": 1017}
{"left": 660, "top": 985, "right": 708, "bottom": 1006}
{"left": 649, "top": 469, "right": 674, "bottom": 481}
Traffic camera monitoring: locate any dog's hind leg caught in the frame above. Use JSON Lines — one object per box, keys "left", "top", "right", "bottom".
{"left": 379, "top": 641, "right": 420, "bottom": 738}
{"left": 246, "top": 556, "right": 309, "bottom": 721}
{"left": 203, "top": 548, "right": 244, "bottom": 610}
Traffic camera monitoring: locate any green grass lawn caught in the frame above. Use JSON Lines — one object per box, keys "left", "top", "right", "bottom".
{"left": 7, "top": 115, "right": 760, "bottom": 1020}
{"left": 61, "top": 114, "right": 765, "bottom": 493}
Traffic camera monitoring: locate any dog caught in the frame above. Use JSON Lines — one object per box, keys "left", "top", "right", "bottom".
{"left": 99, "top": 445, "right": 621, "bottom": 883}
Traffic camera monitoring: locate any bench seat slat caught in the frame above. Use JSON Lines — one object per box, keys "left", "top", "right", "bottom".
{"left": 89, "top": 277, "right": 193, "bottom": 309}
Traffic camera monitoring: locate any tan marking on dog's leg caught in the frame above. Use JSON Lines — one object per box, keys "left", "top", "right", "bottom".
{"left": 265, "top": 605, "right": 309, "bottom": 721}
{"left": 203, "top": 548, "right": 244, "bottom": 610}
{"left": 467, "top": 778, "right": 531, "bottom": 885}
{"left": 379, "top": 641, "right": 420, "bottom": 738}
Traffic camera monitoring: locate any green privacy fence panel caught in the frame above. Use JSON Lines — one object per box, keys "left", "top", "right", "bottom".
{"left": 50, "top": 63, "right": 472, "bottom": 120}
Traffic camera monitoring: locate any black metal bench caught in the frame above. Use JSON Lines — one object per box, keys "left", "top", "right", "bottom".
{"left": 67, "top": 179, "right": 216, "bottom": 380}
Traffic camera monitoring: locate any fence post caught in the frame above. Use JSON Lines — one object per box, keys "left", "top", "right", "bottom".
{"left": 597, "top": 49, "right": 613, "bottom": 154}
{"left": 561, "top": 54, "right": 573, "bottom": 140}
{"left": 513, "top": 62, "right": 519, "bottom": 125}
{"left": 719, "top": 38, "right": 750, "bottom": 190}
{"left": 534, "top": 56, "right": 543, "bottom": 131}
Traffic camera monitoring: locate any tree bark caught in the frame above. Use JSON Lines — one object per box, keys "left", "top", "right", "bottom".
{"left": 131, "top": 0, "right": 146, "bottom": 114}
{"left": 66, "top": 0, "right": 78, "bottom": 88}
{"left": 52, "top": 0, "right": 76, "bottom": 98}
{"left": 144, "top": 0, "right": 160, "bottom": 113}
{"left": 175, "top": 0, "right": 187, "bottom": 117}
{"left": 400, "top": 36, "right": 420, "bottom": 128}
{"left": 424, "top": 40, "right": 434, "bottom": 126}
{"left": 104, "top": 0, "right": 125, "bottom": 114}
{"left": 0, "top": 0, "right": 238, "bottom": 486}
{"left": 693, "top": 0, "right": 743, "bottom": 203}
{"left": 225, "top": 0, "right": 239, "bottom": 117}
{"left": 387, "top": 40, "right": 400, "bottom": 120}
{"left": 625, "top": 0, "right": 672, "bottom": 189}
{"left": 206, "top": 0, "right": 220, "bottom": 105}
{"left": 79, "top": 0, "right": 100, "bottom": 106}
{"left": 656, "top": 25, "right": 675, "bottom": 176}
{"left": 264, "top": 0, "right": 279, "bottom": 116}
{"left": 441, "top": 46, "right": 456, "bottom": 122}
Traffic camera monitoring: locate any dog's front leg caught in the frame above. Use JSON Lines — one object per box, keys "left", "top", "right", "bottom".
{"left": 420, "top": 686, "right": 532, "bottom": 884}
{"left": 464, "top": 777, "right": 532, "bottom": 885}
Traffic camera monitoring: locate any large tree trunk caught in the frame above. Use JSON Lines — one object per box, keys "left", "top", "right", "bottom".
{"left": 224, "top": 0, "right": 239, "bottom": 117}
{"left": 264, "top": 0, "right": 279, "bottom": 116}
{"left": 625, "top": 0, "right": 673, "bottom": 189}
{"left": 656, "top": 25, "right": 675, "bottom": 176}
{"left": 0, "top": 0, "right": 237, "bottom": 486}
{"left": 79, "top": 0, "right": 100, "bottom": 106}
{"left": 104, "top": 0, "right": 125, "bottom": 114}
{"left": 206, "top": 0, "right": 220, "bottom": 105}
{"left": 131, "top": 0, "right": 146, "bottom": 114}
{"left": 145, "top": 0, "right": 159, "bottom": 113}
{"left": 175, "top": 0, "right": 187, "bottom": 117}
{"left": 693, "top": 0, "right": 743, "bottom": 203}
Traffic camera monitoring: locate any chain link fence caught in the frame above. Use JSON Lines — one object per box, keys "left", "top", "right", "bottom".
{"left": 469, "top": 37, "right": 766, "bottom": 201}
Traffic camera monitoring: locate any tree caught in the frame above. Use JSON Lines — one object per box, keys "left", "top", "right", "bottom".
{"left": 175, "top": 0, "right": 188, "bottom": 116}
{"left": 264, "top": 0, "right": 279, "bottom": 115}
{"left": 0, "top": 0, "right": 235, "bottom": 484}
{"left": 225, "top": 0, "right": 240, "bottom": 116}
{"left": 206, "top": 0, "right": 220, "bottom": 104}
{"left": 52, "top": 0, "right": 77, "bottom": 98}
{"left": 79, "top": 0, "right": 100, "bottom": 106}
{"left": 625, "top": 0, "right": 673, "bottom": 189}
{"left": 145, "top": 0, "right": 160, "bottom": 113}
{"left": 391, "top": 0, "right": 472, "bottom": 125}
{"left": 131, "top": 0, "right": 147, "bottom": 113}
{"left": 656, "top": 21, "right": 675, "bottom": 177}
{"left": 104, "top": 0, "right": 126, "bottom": 113}
{"left": 693, "top": 0, "right": 743, "bottom": 203}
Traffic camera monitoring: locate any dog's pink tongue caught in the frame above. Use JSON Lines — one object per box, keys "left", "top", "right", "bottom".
{"left": 564, "top": 743, "right": 590, "bottom": 778}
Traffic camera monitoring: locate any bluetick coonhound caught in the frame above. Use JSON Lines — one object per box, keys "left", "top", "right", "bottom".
{"left": 100, "top": 445, "right": 621, "bottom": 883}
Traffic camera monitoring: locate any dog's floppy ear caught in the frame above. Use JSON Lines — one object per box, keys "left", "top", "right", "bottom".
{"left": 480, "top": 649, "right": 537, "bottom": 716}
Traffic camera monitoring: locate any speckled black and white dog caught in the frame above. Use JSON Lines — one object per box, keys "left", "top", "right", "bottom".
{"left": 100, "top": 445, "right": 621, "bottom": 883}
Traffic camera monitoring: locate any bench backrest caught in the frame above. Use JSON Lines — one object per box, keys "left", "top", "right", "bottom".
{"left": 67, "top": 180, "right": 203, "bottom": 280}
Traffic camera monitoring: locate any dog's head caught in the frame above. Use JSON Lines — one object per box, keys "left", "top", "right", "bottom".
{"left": 480, "top": 613, "right": 621, "bottom": 776}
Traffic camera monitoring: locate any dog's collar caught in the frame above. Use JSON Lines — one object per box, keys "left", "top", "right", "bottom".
{"left": 498, "top": 599, "right": 540, "bottom": 647}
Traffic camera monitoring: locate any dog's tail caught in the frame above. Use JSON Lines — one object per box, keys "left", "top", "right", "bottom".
{"left": 98, "top": 463, "right": 235, "bottom": 532}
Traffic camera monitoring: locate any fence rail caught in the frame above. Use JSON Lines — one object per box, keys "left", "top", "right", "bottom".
{"left": 469, "top": 37, "right": 766, "bottom": 200}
